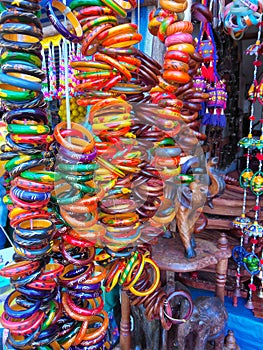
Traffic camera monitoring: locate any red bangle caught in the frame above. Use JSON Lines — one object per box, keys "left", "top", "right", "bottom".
{"left": 11, "top": 134, "right": 53, "bottom": 144}
{"left": 1, "top": 310, "right": 45, "bottom": 335}
{"left": 0, "top": 260, "right": 41, "bottom": 278}
{"left": 10, "top": 210, "right": 49, "bottom": 228}
{"left": 62, "top": 232, "right": 95, "bottom": 247}
{"left": 75, "top": 6, "right": 113, "bottom": 20}
{"left": 164, "top": 50, "right": 190, "bottom": 63}
{"left": 12, "top": 177, "right": 54, "bottom": 192}
{"left": 26, "top": 279, "right": 57, "bottom": 290}
{"left": 66, "top": 294, "right": 104, "bottom": 316}
{"left": 37, "top": 263, "right": 64, "bottom": 281}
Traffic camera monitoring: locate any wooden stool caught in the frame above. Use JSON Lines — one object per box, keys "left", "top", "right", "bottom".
{"left": 120, "top": 232, "right": 231, "bottom": 350}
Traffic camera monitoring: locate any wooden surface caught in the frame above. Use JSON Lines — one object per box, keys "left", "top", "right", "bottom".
{"left": 151, "top": 236, "right": 231, "bottom": 273}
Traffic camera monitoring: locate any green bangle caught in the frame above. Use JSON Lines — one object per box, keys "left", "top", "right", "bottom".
{"left": 20, "top": 170, "right": 61, "bottom": 182}
{"left": 3, "top": 195, "right": 12, "bottom": 205}
{"left": 69, "top": 0, "right": 104, "bottom": 10}
{"left": 158, "top": 137, "right": 175, "bottom": 146}
{"left": 71, "top": 182, "right": 98, "bottom": 194}
{"left": 0, "top": 51, "right": 42, "bottom": 68}
{"left": 5, "top": 154, "right": 42, "bottom": 172}
{"left": 100, "top": 0, "right": 127, "bottom": 17}
{"left": 58, "top": 172, "right": 94, "bottom": 182}
{"left": 57, "top": 163, "right": 99, "bottom": 172}
{"left": 0, "top": 86, "right": 37, "bottom": 101}
{"left": 7, "top": 124, "right": 50, "bottom": 135}
{"left": 75, "top": 70, "right": 117, "bottom": 79}
{"left": 56, "top": 190, "right": 83, "bottom": 205}
{"left": 119, "top": 251, "right": 139, "bottom": 285}
{"left": 41, "top": 301, "right": 57, "bottom": 331}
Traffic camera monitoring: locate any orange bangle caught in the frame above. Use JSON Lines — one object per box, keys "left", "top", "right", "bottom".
{"left": 163, "top": 59, "right": 189, "bottom": 72}
{"left": 73, "top": 320, "right": 89, "bottom": 346}
{"left": 82, "top": 311, "right": 109, "bottom": 341}
{"left": 163, "top": 70, "right": 191, "bottom": 84}
{"left": 60, "top": 209, "right": 98, "bottom": 229}
{"left": 166, "top": 21, "right": 193, "bottom": 36}
{"left": 62, "top": 292, "right": 90, "bottom": 322}
{"left": 84, "top": 265, "right": 107, "bottom": 284}
{"left": 89, "top": 97, "right": 131, "bottom": 122}
{"left": 167, "top": 43, "right": 195, "bottom": 54}
{"left": 54, "top": 121, "right": 95, "bottom": 153}
{"left": 101, "top": 32, "right": 142, "bottom": 48}
{"left": 98, "top": 23, "right": 137, "bottom": 41}
{"left": 157, "top": 75, "right": 178, "bottom": 93}
{"left": 81, "top": 23, "right": 113, "bottom": 56}
{"left": 94, "top": 53, "right": 132, "bottom": 81}
{"left": 159, "top": 0, "right": 188, "bottom": 13}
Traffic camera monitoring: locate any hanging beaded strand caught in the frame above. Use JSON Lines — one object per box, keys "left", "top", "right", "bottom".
{"left": 232, "top": 12, "right": 263, "bottom": 308}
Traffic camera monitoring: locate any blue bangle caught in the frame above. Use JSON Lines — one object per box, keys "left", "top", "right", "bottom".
{"left": 14, "top": 241, "right": 52, "bottom": 260}
{"left": 16, "top": 285, "right": 53, "bottom": 299}
{"left": 7, "top": 327, "right": 41, "bottom": 348}
{"left": 10, "top": 265, "right": 43, "bottom": 287}
{"left": 5, "top": 133, "right": 42, "bottom": 154}
{"left": 32, "top": 327, "right": 59, "bottom": 347}
{"left": 4, "top": 291, "right": 41, "bottom": 318}
{"left": 0, "top": 71, "right": 42, "bottom": 91}
{"left": 68, "top": 282, "right": 101, "bottom": 293}
{"left": 11, "top": 186, "right": 50, "bottom": 202}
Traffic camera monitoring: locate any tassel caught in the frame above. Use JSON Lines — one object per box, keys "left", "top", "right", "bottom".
{"left": 218, "top": 109, "right": 227, "bottom": 128}
{"left": 210, "top": 109, "right": 218, "bottom": 126}
{"left": 201, "top": 107, "right": 211, "bottom": 125}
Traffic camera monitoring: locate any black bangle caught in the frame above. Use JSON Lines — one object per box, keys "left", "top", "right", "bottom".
{"left": 0, "top": 22, "right": 43, "bottom": 41}
{"left": 0, "top": 9, "right": 42, "bottom": 29}
{"left": 4, "top": 92, "right": 46, "bottom": 110}
{"left": 3, "top": 107, "right": 48, "bottom": 124}
{"left": 1, "top": 0, "right": 41, "bottom": 12}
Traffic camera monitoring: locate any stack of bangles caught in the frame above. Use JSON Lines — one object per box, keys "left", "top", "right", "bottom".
{"left": 0, "top": 0, "right": 69, "bottom": 348}
{"left": 147, "top": 2, "right": 207, "bottom": 141}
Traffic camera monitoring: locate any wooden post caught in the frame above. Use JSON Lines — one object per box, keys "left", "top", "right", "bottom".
{"left": 216, "top": 233, "right": 229, "bottom": 302}
{"left": 120, "top": 291, "right": 131, "bottom": 350}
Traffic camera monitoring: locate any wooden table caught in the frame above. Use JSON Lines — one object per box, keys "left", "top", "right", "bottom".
{"left": 120, "top": 232, "right": 231, "bottom": 350}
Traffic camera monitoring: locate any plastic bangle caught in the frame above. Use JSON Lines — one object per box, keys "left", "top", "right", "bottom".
{"left": 46, "top": 0, "right": 83, "bottom": 42}
{"left": 129, "top": 258, "right": 160, "bottom": 296}
{"left": 163, "top": 70, "right": 191, "bottom": 84}
{"left": 54, "top": 121, "right": 95, "bottom": 153}
{"left": 100, "top": 0, "right": 127, "bottom": 17}
{"left": 159, "top": 0, "right": 188, "bottom": 13}
{"left": 0, "top": 84, "right": 37, "bottom": 101}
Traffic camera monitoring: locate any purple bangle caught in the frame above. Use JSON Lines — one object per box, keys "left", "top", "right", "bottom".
{"left": 59, "top": 264, "right": 94, "bottom": 287}
{"left": 68, "top": 289, "right": 102, "bottom": 299}
{"left": 68, "top": 282, "right": 101, "bottom": 292}
{"left": 46, "top": 0, "right": 83, "bottom": 43}
{"left": 60, "top": 242, "right": 95, "bottom": 266}
{"left": 64, "top": 265, "right": 87, "bottom": 278}
{"left": 59, "top": 146, "right": 97, "bottom": 163}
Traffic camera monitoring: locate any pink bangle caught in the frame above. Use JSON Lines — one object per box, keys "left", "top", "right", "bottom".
{"left": 165, "top": 32, "right": 193, "bottom": 47}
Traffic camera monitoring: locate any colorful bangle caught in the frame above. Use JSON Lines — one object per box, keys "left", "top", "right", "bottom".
{"left": 54, "top": 121, "right": 95, "bottom": 153}
{"left": 46, "top": 0, "right": 83, "bottom": 42}
{"left": 129, "top": 258, "right": 160, "bottom": 296}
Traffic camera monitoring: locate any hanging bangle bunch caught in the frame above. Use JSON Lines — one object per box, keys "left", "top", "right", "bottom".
{"left": 147, "top": 1, "right": 208, "bottom": 154}
{"left": 232, "top": 12, "right": 263, "bottom": 309}
{"left": 0, "top": 0, "right": 65, "bottom": 349}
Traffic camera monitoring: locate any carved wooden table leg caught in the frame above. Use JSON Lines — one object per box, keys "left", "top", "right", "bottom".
{"left": 216, "top": 233, "right": 229, "bottom": 303}
{"left": 120, "top": 291, "right": 131, "bottom": 350}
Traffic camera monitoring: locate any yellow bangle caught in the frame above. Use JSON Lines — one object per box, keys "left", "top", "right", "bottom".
{"left": 159, "top": 0, "right": 188, "bottom": 13}
{"left": 167, "top": 43, "right": 195, "bottom": 54}
{"left": 129, "top": 257, "right": 160, "bottom": 296}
